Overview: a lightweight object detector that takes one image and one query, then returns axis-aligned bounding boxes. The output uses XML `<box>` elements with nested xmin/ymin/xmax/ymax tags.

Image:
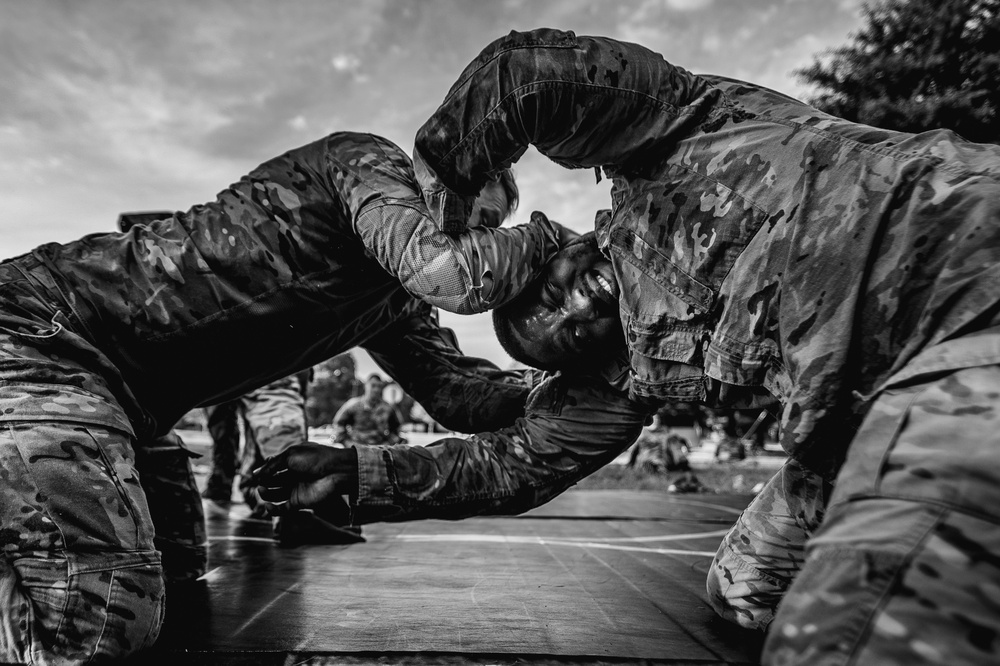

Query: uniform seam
<box><xmin>872</xmin><ymin>385</ymin><xmax>931</xmax><ymax>497</ymax></box>
<box><xmin>443</xmin><ymin>38</ymin><xmax>579</xmax><ymax>101</ymax></box>
<box><xmin>90</xmin><ymin>567</ymin><xmax>116</xmax><ymax>661</ymax></box>
<box><xmin>750</xmin><ymin>113</ymin><xmax>998</xmax><ymax>183</ymax></box>
<box><xmin>836</xmin><ymin>493</ymin><xmax>1000</xmax><ymax>527</ymax></box>
<box><xmin>842</xmin><ymin>505</ymin><xmax>947</xmax><ymax>666</ymax></box>
<box><xmin>442</xmin><ymin>79</ymin><xmax>692</xmax><ymax>165</ymax></box>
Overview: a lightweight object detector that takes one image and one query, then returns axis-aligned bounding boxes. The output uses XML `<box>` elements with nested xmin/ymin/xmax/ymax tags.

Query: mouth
<box><xmin>585</xmin><ymin>269</ymin><xmax>619</xmax><ymax>307</ymax></box>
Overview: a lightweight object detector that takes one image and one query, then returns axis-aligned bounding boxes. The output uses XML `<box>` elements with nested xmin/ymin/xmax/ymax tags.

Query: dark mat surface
<box><xmin>135</xmin><ymin>490</ymin><xmax>763</xmax><ymax>665</ymax></box>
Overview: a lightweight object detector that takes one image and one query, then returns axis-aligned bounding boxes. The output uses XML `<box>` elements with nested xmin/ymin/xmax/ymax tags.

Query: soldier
<box><xmin>0</xmin><ymin>130</ymin><xmax>569</xmax><ymax>663</ymax></box>
<box><xmin>252</xmin><ymin>29</ymin><xmax>1000</xmax><ymax>665</ymax></box>
<box><xmin>331</xmin><ymin>374</ymin><xmax>404</xmax><ymax>448</ymax></box>
<box><xmin>200</xmin><ymin>371</ymin><xmax>355</xmax><ymax>545</ymax></box>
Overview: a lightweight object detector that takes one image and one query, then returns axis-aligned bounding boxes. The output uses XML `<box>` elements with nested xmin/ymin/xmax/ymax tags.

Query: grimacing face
<box><xmin>509</xmin><ymin>236</ymin><xmax>623</xmax><ymax>368</ymax></box>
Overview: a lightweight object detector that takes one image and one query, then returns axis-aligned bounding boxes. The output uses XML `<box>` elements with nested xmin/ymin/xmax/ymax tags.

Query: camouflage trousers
<box><xmin>708</xmin><ymin>358</ymin><xmax>1000</xmax><ymax>665</ymax></box>
<box><xmin>203</xmin><ymin>376</ymin><xmax>307</xmax><ymax>506</ymax></box>
<box><xmin>0</xmin><ymin>313</ymin><xmax>206</xmax><ymax>664</ymax></box>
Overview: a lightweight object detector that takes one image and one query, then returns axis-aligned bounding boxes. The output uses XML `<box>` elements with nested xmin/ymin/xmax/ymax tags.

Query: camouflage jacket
<box><xmin>413</xmin><ymin>28</ymin><xmax>1000</xmax><ymax>473</ymax></box>
<box><xmin>5</xmin><ymin>132</ymin><xmax>555</xmax><ymax>438</ymax></box>
<box><xmin>332</xmin><ymin>396</ymin><xmax>401</xmax><ymax>446</ymax></box>
<box><xmin>353</xmin><ymin>371</ymin><xmax>649</xmax><ymax>524</ymax></box>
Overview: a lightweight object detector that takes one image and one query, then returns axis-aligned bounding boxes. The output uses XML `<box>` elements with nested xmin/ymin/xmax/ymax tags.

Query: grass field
<box><xmin>182</xmin><ymin>428</ymin><xmax>784</xmax><ymax>497</ymax></box>
<box><xmin>575</xmin><ymin>459</ymin><xmax>780</xmax><ymax>494</ymax></box>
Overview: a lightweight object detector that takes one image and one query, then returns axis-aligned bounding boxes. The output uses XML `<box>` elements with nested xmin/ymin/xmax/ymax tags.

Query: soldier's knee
<box><xmin>705</xmin><ymin>546</ymin><xmax>781</xmax><ymax>631</ymax></box>
<box><xmin>1</xmin><ymin>554</ymin><xmax>165</xmax><ymax>664</ymax></box>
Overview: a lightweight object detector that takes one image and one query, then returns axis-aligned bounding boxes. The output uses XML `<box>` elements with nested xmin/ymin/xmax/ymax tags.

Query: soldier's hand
<box><xmin>247</xmin><ymin>444</ymin><xmax>358</xmax><ymax>515</ymax></box>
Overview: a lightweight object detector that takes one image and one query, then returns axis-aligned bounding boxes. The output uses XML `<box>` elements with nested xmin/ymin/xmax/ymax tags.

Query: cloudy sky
<box><xmin>1</xmin><ymin>0</ymin><xmax>865</xmax><ymax>376</ymax></box>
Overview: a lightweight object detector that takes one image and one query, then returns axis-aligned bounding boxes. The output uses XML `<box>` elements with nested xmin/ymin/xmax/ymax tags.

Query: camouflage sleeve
<box><xmin>413</xmin><ymin>28</ymin><xmax>718</xmax><ymax>232</ymax></box>
<box><xmin>352</xmin><ymin>373</ymin><xmax>650</xmax><ymax>524</ymax></box>
<box><xmin>325</xmin><ymin>133</ymin><xmax>560</xmax><ymax>313</ymax></box>
<box><xmin>362</xmin><ymin>300</ymin><xmax>532</xmax><ymax>433</ymax></box>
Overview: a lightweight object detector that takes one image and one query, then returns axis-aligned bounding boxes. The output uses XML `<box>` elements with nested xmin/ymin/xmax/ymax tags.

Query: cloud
<box><xmin>663</xmin><ymin>0</ymin><xmax>714</xmax><ymax>10</ymax></box>
<box><xmin>0</xmin><ymin>0</ymin><xmax>871</xmax><ymax>369</ymax></box>
<box><xmin>701</xmin><ymin>33</ymin><xmax>723</xmax><ymax>54</ymax></box>
<box><xmin>332</xmin><ymin>53</ymin><xmax>361</xmax><ymax>72</ymax></box>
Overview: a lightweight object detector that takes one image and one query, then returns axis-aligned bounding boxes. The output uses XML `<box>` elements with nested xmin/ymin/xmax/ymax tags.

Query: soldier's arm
<box><xmin>353</xmin><ymin>373</ymin><xmax>648</xmax><ymax>523</ymax></box>
<box><xmin>330</xmin><ymin>400</ymin><xmax>355</xmax><ymax>444</ymax></box>
<box><xmin>251</xmin><ymin>374</ymin><xmax>650</xmax><ymax>523</ymax></box>
<box><xmin>361</xmin><ymin>300</ymin><xmax>532</xmax><ymax>434</ymax></box>
<box><xmin>322</xmin><ymin>132</ymin><xmax>561</xmax><ymax>314</ymax></box>
<box><xmin>413</xmin><ymin>28</ymin><xmax>720</xmax><ymax>231</ymax></box>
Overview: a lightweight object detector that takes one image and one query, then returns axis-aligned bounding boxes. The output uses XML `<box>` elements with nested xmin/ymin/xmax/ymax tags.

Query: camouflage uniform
<box><xmin>201</xmin><ymin>399</ymin><xmax>242</xmax><ymax>505</ymax></box>
<box><xmin>628</xmin><ymin>425</ymin><xmax>688</xmax><ymax>473</ymax></box>
<box><xmin>202</xmin><ymin>374</ymin><xmax>309</xmax><ymax>506</ymax></box>
<box><xmin>352</xmin><ymin>372</ymin><xmax>649</xmax><ymax>525</ymax></box>
<box><xmin>331</xmin><ymin>396</ymin><xmax>402</xmax><ymax>447</ymax></box>
<box><xmin>0</xmin><ymin>132</ymin><xmax>552</xmax><ymax>663</ymax></box>
<box><xmin>354</xmin><ymin>28</ymin><xmax>1000</xmax><ymax>663</ymax></box>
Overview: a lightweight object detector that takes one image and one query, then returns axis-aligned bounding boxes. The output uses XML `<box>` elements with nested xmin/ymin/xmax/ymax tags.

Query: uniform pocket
<box><xmin>609</xmin><ymin>227</ymin><xmax>713</xmax><ymax>314</ymax></box>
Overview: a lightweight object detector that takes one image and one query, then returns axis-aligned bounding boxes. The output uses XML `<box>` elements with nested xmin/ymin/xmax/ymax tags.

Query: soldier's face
<box><xmin>511</xmin><ymin>236</ymin><xmax>623</xmax><ymax>366</ymax></box>
<box><xmin>364</xmin><ymin>378</ymin><xmax>385</xmax><ymax>399</ymax></box>
<box><xmin>468</xmin><ymin>180</ymin><xmax>510</xmax><ymax>229</ymax></box>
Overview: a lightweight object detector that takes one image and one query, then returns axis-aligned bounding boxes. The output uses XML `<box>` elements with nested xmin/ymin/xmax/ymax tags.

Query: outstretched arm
<box><xmin>251</xmin><ymin>373</ymin><xmax>650</xmax><ymax>523</ymax></box>
<box><xmin>322</xmin><ymin>132</ymin><xmax>562</xmax><ymax>313</ymax></box>
<box><xmin>362</xmin><ymin>300</ymin><xmax>534</xmax><ymax>434</ymax></box>
<box><xmin>413</xmin><ymin>28</ymin><xmax>720</xmax><ymax>231</ymax></box>
<box><xmin>330</xmin><ymin>400</ymin><xmax>356</xmax><ymax>445</ymax></box>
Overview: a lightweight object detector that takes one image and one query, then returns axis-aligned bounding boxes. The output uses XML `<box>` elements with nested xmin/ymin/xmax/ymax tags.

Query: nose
<box><xmin>564</xmin><ymin>287</ymin><xmax>595</xmax><ymax>320</ymax></box>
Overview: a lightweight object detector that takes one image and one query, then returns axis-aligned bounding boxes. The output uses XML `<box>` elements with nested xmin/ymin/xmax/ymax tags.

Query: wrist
<box><xmin>333</xmin><ymin>447</ymin><xmax>360</xmax><ymax>500</ymax></box>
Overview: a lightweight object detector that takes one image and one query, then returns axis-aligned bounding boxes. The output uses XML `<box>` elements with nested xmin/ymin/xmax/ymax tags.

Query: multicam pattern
<box><xmin>341</xmin><ymin>134</ymin><xmax>561</xmax><ymax>314</ymax></box>
<box><xmin>26</xmin><ymin>131</ymin><xmax>554</xmax><ymax>436</ymax></box>
<box><xmin>332</xmin><ymin>397</ymin><xmax>402</xmax><ymax>446</ymax></box>
<box><xmin>764</xmin><ymin>362</ymin><xmax>1000</xmax><ymax>665</ymax></box>
<box><xmin>707</xmin><ymin>457</ymin><xmax>830</xmax><ymax>630</ymax></box>
<box><xmin>203</xmin><ymin>372</ymin><xmax>311</xmax><ymax>505</ymax></box>
<box><xmin>353</xmin><ymin>373</ymin><xmax>650</xmax><ymax>524</ymax></box>
<box><xmin>236</xmin><ymin>375</ymin><xmax>308</xmax><ymax>489</ymax></box>
<box><xmin>362</xmin><ymin>306</ymin><xmax>534</xmax><ymax>435</ymax></box>
<box><xmin>1</xmin><ymin>131</ymin><xmax>544</xmax><ymax>661</ymax></box>
<box><xmin>413</xmin><ymin>27</ymin><xmax>1000</xmax><ymax>476</ymax></box>
<box><xmin>409</xmin><ymin>28</ymin><xmax>1000</xmax><ymax>662</ymax></box>
<box><xmin>0</xmin><ymin>324</ymin><xmax>164</xmax><ymax>664</ymax></box>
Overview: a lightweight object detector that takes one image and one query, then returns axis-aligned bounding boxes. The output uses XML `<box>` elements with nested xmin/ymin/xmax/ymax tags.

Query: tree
<box><xmin>305</xmin><ymin>353</ymin><xmax>359</xmax><ymax>426</ymax></box>
<box><xmin>796</xmin><ymin>0</ymin><xmax>1000</xmax><ymax>142</ymax></box>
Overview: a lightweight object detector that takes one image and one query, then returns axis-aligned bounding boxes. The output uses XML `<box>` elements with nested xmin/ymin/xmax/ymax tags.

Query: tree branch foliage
<box><xmin>796</xmin><ymin>0</ymin><xmax>1000</xmax><ymax>142</ymax></box>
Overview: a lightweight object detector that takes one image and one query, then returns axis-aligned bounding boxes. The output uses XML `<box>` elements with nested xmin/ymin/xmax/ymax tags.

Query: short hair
<box><xmin>496</xmin><ymin>169</ymin><xmax>519</xmax><ymax>222</ymax></box>
<box><xmin>492</xmin><ymin>293</ymin><xmax>560</xmax><ymax>372</ymax></box>
<box><xmin>492</xmin><ymin>232</ymin><xmax>602</xmax><ymax>372</ymax></box>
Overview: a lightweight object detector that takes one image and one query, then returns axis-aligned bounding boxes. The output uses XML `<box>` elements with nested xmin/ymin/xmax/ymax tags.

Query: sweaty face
<box><xmin>511</xmin><ymin>237</ymin><xmax>623</xmax><ymax>368</ymax></box>
<box><xmin>467</xmin><ymin>180</ymin><xmax>510</xmax><ymax>229</ymax></box>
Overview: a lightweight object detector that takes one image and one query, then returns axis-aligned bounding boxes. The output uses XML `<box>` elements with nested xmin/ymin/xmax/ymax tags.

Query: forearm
<box><xmin>330</xmin><ymin>406</ymin><xmax>353</xmax><ymax>443</ymax></box>
<box><xmin>356</xmin><ymin>203</ymin><xmax>560</xmax><ymax>313</ymax></box>
<box><xmin>364</xmin><ymin>303</ymin><xmax>531</xmax><ymax>432</ymax></box>
<box><xmin>414</xmin><ymin>28</ymin><xmax>718</xmax><ymax>231</ymax></box>
<box><xmin>351</xmin><ymin>374</ymin><xmax>650</xmax><ymax>523</ymax></box>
